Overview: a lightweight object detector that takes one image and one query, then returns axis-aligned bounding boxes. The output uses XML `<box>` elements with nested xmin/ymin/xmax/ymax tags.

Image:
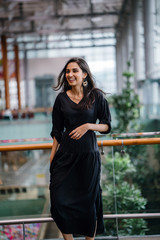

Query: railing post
<box><xmin>112</xmin><ymin>146</ymin><xmax>119</xmax><ymax>239</ymax></box>
<box><xmin>23</xmin><ymin>222</ymin><xmax>25</xmax><ymax>240</ymax></box>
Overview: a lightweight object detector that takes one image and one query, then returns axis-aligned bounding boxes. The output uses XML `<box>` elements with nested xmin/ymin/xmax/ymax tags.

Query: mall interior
<box><xmin>0</xmin><ymin>0</ymin><xmax>160</xmax><ymax>239</ymax></box>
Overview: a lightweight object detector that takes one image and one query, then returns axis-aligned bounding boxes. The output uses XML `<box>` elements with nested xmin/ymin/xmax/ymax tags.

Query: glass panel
<box><xmin>101</xmin><ymin>142</ymin><xmax>160</xmax><ymax>237</ymax></box>
<box><xmin>0</xmin><ymin>140</ymin><xmax>160</xmax><ymax>238</ymax></box>
<box><xmin>0</xmin><ymin>149</ymin><xmax>50</xmax><ymax>221</ymax></box>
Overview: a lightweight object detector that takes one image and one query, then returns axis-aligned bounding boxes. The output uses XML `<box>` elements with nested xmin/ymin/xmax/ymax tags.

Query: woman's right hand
<box><xmin>50</xmin><ymin>154</ymin><xmax>54</xmax><ymax>164</ymax></box>
<box><xmin>50</xmin><ymin>137</ymin><xmax>59</xmax><ymax>164</ymax></box>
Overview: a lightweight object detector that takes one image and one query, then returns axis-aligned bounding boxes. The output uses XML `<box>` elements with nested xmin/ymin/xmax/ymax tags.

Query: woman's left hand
<box><xmin>69</xmin><ymin>123</ymin><xmax>90</xmax><ymax>140</ymax></box>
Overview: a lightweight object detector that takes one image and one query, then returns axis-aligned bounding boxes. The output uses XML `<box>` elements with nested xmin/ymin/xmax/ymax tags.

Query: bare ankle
<box><xmin>62</xmin><ymin>233</ymin><xmax>74</xmax><ymax>240</ymax></box>
<box><xmin>85</xmin><ymin>236</ymin><xmax>94</xmax><ymax>240</ymax></box>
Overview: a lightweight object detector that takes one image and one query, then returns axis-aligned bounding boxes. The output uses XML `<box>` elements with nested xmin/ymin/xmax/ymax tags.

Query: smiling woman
<box><xmin>49</xmin><ymin>57</ymin><xmax>111</xmax><ymax>240</ymax></box>
<box><xmin>66</xmin><ymin>62</ymin><xmax>87</xmax><ymax>89</ymax></box>
<box><xmin>65</xmin><ymin>62</ymin><xmax>87</xmax><ymax>104</ymax></box>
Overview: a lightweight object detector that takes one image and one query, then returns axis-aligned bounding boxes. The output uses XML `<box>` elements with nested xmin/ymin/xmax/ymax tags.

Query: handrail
<box><xmin>0</xmin><ymin>138</ymin><xmax>160</xmax><ymax>152</ymax></box>
<box><xmin>1</xmin><ymin>213</ymin><xmax>160</xmax><ymax>225</ymax></box>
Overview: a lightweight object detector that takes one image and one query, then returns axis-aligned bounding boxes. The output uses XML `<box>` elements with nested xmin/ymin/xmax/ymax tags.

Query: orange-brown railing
<box><xmin>0</xmin><ymin>138</ymin><xmax>160</xmax><ymax>152</ymax></box>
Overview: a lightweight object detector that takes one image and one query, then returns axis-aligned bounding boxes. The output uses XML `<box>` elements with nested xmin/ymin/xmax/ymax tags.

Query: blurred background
<box><xmin>0</xmin><ymin>0</ymin><xmax>160</xmax><ymax>239</ymax></box>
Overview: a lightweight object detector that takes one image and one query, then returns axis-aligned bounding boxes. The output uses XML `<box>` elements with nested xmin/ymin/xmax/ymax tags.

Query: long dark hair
<box><xmin>53</xmin><ymin>57</ymin><xmax>103</xmax><ymax>109</ymax></box>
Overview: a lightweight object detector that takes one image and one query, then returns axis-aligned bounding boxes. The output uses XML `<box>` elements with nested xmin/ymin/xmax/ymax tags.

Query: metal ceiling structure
<box><xmin>0</xmin><ymin>0</ymin><xmax>130</xmax><ymax>51</ymax></box>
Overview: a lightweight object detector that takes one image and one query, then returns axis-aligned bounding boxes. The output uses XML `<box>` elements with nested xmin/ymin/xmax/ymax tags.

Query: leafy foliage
<box><xmin>103</xmin><ymin>60</ymin><xmax>160</xmax><ymax>235</ymax></box>
<box><xmin>111</xmin><ymin>61</ymin><xmax>140</xmax><ymax>133</ymax></box>
<box><xmin>102</xmin><ymin>152</ymin><xmax>148</xmax><ymax>236</ymax></box>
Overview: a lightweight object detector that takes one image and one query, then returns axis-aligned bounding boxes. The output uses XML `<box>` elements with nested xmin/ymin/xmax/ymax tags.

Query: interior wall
<box><xmin>25</xmin><ymin>57</ymin><xmax>70</xmax><ymax>108</ymax></box>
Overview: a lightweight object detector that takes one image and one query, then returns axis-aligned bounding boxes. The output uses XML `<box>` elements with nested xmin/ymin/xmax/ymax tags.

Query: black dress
<box><xmin>50</xmin><ymin>91</ymin><xmax>111</xmax><ymax>237</ymax></box>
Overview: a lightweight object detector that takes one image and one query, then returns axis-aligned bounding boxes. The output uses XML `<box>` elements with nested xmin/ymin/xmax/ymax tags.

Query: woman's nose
<box><xmin>68</xmin><ymin>71</ymin><xmax>73</xmax><ymax>76</ymax></box>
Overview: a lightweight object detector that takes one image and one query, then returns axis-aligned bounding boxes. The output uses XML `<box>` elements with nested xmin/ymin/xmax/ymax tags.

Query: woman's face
<box><xmin>65</xmin><ymin>62</ymin><xmax>87</xmax><ymax>88</ymax></box>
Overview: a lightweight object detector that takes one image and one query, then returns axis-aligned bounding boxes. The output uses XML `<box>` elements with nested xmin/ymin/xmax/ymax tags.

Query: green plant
<box><xmin>105</xmin><ymin>59</ymin><xmax>160</xmax><ymax>235</ymax></box>
<box><xmin>102</xmin><ymin>152</ymin><xmax>148</xmax><ymax>236</ymax></box>
<box><xmin>111</xmin><ymin>61</ymin><xmax>140</xmax><ymax>133</ymax></box>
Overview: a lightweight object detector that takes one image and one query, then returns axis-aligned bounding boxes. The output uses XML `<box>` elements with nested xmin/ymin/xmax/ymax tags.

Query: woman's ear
<box><xmin>83</xmin><ymin>72</ymin><xmax>87</xmax><ymax>79</ymax></box>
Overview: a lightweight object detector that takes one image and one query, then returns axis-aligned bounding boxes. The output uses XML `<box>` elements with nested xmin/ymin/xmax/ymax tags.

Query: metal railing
<box><xmin>1</xmin><ymin>213</ymin><xmax>160</xmax><ymax>225</ymax></box>
<box><xmin>0</xmin><ymin>137</ymin><xmax>160</xmax><ymax>151</ymax></box>
<box><xmin>0</xmin><ymin>213</ymin><xmax>160</xmax><ymax>240</ymax></box>
<box><xmin>0</xmin><ymin>137</ymin><xmax>160</xmax><ymax>239</ymax></box>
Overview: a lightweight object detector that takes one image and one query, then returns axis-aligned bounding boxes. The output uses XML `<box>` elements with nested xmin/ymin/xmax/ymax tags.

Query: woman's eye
<box><xmin>66</xmin><ymin>68</ymin><xmax>79</xmax><ymax>74</ymax></box>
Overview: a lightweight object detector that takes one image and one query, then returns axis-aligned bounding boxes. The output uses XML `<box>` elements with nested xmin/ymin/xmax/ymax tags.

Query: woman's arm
<box><xmin>50</xmin><ymin>137</ymin><xmax>59</xmax><ymax>164</ymax></box>
<box><xmin>69</xmin><ymin>123</ymin><xmax>109</xmax><ymax>140</ymax></box>
<box><xmin>87</xmin><ymin>123</ymin><xmax>109</xmax><ymax>132</ymax></box>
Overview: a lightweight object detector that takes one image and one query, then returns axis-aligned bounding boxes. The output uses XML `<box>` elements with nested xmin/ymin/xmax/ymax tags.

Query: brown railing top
<box><xmin>0</xmin><ymin>138</ymin><xmax>160</xmax><ymax>152</ymax></box>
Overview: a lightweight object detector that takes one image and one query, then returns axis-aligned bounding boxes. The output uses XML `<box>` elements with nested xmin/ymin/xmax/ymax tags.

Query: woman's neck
<box><xmin>69</xmin><ymin>87</ymin><xmax>83</xmax><ymax>97</ymax></box>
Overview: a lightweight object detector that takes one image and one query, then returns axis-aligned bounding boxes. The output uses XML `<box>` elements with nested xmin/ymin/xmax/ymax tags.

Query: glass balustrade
<box><xmin>0</xmin><ymin>137</ymin><xmax>160</xmax><ymax>239</ymax></box>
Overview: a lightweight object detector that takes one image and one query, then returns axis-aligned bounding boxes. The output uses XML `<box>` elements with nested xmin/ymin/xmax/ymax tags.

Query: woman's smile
<box><xmin>68</xmin><ymin>78</ymin><xmax>76</xmax><ymax>82</ymax></box>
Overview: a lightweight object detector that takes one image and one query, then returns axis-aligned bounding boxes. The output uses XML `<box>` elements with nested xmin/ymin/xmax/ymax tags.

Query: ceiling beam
<box><xmin>39</xmin><ymin>26</ymin><xmax>114</xmax><ymax>33</ymax></box>
<box><xmin>7</xmin><ymin>36</ymin><xmax>115</xmax><ymax>45</ymax></box>
<box><xmin>115</xmin><ymin>0</ymin><xmax>130</xmax><ymax>36</ymax></box>
<box><xmin>0</xmin><ymin>11</ymin><xmax>119</xmax><ymax>22</ymax></box>
<box><xmin>8</xmin><ymin>44</ymin><xmax>115</xmax><ymax>52</ymax></box>
<box><xmin>1</xmin><ymin>25</ymin><xmax>115</xmax><ymax>36</ymax></box>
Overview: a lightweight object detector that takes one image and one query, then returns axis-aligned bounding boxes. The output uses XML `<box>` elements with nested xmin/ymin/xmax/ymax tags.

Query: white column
<box><xmin>143</xmin><ymin>0</ymin><xmax>155</xmax><ymax>79</ymax></box>
<box><xmin>116</xmin><ymin>14</ymin><xmax>134</xmax><ymax>93</ymax></box>
<box><xmin>126</xmin><ymin>14</ymin><xmax>135</xmax><ymax>88</ymax></box>
<box><xmin>116</xmin><ymin>37</ymin><xmax>123</xmax><ymax>93</ymax></box>
<box><xmin>121</xmin><ymin>28</ymin><xmax>128</xmax><ymax>74</ymax></box>
<box><xmin>143</xmin><ymin>0</ymin><xmax>156</xmax><ymax>118</ymax></box>
<box><xmin>132</xmin><ymin>0</ymin><xmax>142</xmax><ymax>88</ymax></box>
<box><xmin>24</xmin><ymin>50</ymin><xmax>30</xmax><ymax>107</ymax></box>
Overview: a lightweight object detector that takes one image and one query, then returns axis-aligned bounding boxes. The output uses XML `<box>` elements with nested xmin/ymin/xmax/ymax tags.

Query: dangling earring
<box><xmin>83</xmin><ymin>79</ymin><xmax>88</xmax><ymax>87</ymax></box>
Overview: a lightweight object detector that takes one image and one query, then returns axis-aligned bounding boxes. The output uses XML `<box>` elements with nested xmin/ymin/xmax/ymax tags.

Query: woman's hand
<box><xmin>50</xmin><ymin>137</ymin><xmax>59</xmax><ymax>164</ymax></box>
<box><xmin>69</xmin><ymin>123</ymin><xmax>89</xmax><ymax>140</ymax></box>
<box><xmin>50</xmin><ymin>154</ymin><xmax>54</xmax><ymax>164</ymax></box>
<box><xmin>69</xmin><ymin>123</ymin><xmax>109</xmax><ymax>140</ymax></box>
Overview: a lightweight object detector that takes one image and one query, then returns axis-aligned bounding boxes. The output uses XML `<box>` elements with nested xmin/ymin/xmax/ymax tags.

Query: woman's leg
<box><xmin>85</xmin><ymin>221</ymin><xmax>97</xmax><ymax>240</ymax></box>
<box><xmin>62</xmin><ymin>233</ymin><xmax>74</xmax><ymax>240</ymax></box>
<box><xmin>85</xmin><ymin>236</ymin><xmax>94</xmax><ymax>240</ymax></box>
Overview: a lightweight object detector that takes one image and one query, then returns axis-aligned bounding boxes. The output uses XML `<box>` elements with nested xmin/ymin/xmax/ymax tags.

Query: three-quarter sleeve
<box><xmin>97</xmin><ymin>92</ymin><xmax>111</xmax><ymax>134</ymax></box>
<box><xmin>50</xmin><ymin>95</ymin><xmax>64</xmax><ymax>143</ymax></box>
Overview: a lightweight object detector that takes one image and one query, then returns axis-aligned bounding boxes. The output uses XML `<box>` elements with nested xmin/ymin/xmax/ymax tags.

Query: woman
<box><xmin>50</xmin><ymin>57</ymin><xmax>111</xmax><ymax>240</ymax></box>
